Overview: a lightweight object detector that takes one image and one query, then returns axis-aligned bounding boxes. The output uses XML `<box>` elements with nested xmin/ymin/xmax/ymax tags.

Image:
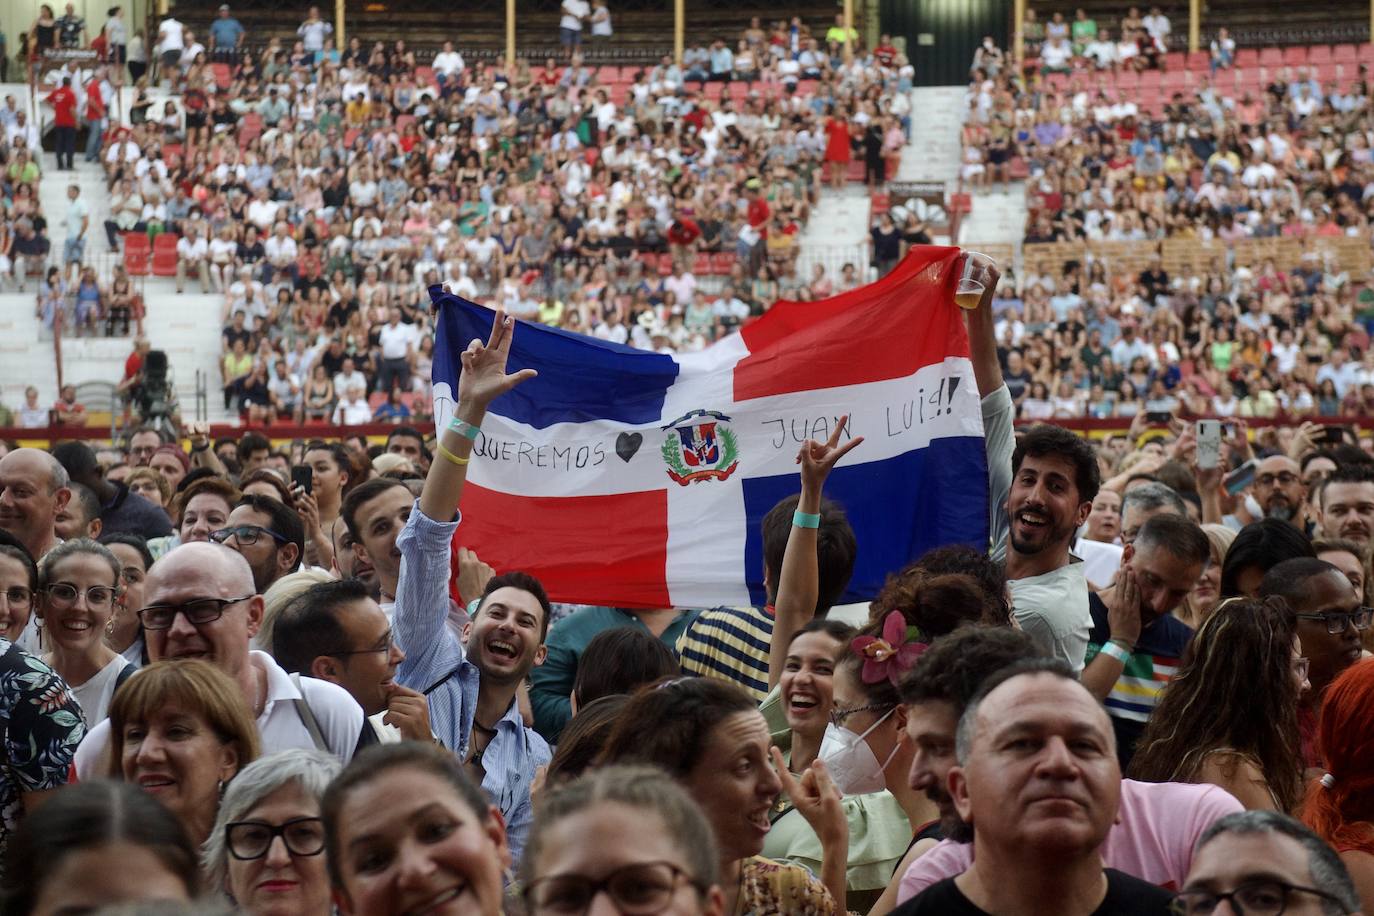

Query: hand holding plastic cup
<box><xmin>955</xmin><ymin>250</ymin><xmax>995</xmax><ymax>310</ymax></box>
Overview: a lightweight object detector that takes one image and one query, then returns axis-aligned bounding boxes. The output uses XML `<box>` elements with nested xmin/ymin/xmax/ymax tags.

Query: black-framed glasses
<box><xmin>0</xmin><ymin>586</ymin><xmax>33</xmax><ymax>608</ymax></box>
<box><xmin>523</xmin><ymin>861</ymin><xmax>704</xmax><ymax>915</ymax></box>
<box><xmin>1255</xmin><ymin>472</ymin><xmax>1300</xmax><ymax>488</ymax></box>
<box><xmin>1294</xmin><ymin>607</ymin><xmax>1373</xmax><ymax>635</ymax></box>
<box><xmin>137</xmin><ymin>595</ymin><xmax>254</xmax><ymax>630</ymax></box>
<box><xmin>324</xmin><ymin>629</ymin><xmax>394</xmax><ymax>658</ymax></box>
<box><xmin>828</xmin><ymin>702</ymin><xmax>892</xmax><ymax>728</ymax></box>
<box><xmin>44</xmin><ymin>583</ymin><xmax>118</xmax><ymax>610</ymax></box>
<box><xmin>1171</xmin><ymin>879</ymin><xmax>1352</xmax><ymax>915</ymax></box>
<box><xmin>226</xmin><ymin>817</ymin><xmax>326</xmax><ymax>860</ymax></box>
<box><xmin>210</xmin><ymin>525</ymin><xmax>290</xmax><ymax>548</ymax></box>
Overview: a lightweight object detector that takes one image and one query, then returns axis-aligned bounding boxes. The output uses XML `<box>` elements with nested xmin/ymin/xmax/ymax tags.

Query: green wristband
<box><xmin>448</xmin><ymin>418</ymin><xmax>481</xmax><ymax>441</ymax></box>
<box><xmin>792</xmin><ymin>510</ymin><xmax>821</xmax><ymax>529</ymax></box>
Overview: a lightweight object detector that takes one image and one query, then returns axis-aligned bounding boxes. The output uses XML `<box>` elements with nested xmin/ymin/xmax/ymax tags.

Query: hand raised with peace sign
<box><xmin>796</xmin><ymin>414</ymin><xmax>864</xmax><ymax>493</ymax></box>
<box><xmin>456</xmin><ymin>307</ymin><xmax>538</xmax><ymax>411</ymax></box>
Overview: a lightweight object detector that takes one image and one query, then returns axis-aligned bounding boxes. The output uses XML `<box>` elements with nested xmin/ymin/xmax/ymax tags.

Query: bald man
<box><xmin>74</xmin><ymin>542</ymin><xmax>367</xmax><ymax>777</ymax></box>
<box><xmin>0</xmin><ymin>448</ymin><xmax>71</xmax><ymax>559</ymax></box>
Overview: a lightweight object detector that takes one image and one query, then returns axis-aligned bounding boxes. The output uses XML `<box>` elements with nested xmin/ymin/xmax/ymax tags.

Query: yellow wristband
<box><xmin>437</xmin><ymin>443</ymin><xmax>470</xmax><ymax>467</ymax></box>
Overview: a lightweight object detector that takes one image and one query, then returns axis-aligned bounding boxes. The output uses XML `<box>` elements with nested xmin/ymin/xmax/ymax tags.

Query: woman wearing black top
<box><xmin>31</xmin><ymin>5</ymin><xmax>58</xmax><ymax>56</ymax></box>
<box><xmin>871</xmin><ymin>212</ymin><xmax>903</xmax><ymax>278</ymax></box>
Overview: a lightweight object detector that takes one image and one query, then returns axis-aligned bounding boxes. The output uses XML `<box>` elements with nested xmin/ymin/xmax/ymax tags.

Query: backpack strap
<box><xmin>289</xmin><ymin>673</ymin><xmax>329</xmax><ymax>752</ymax></box>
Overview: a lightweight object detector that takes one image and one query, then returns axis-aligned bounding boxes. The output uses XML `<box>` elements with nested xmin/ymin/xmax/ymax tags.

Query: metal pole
<box><xmin>507</xmin><ymin>0</ymin><xmax>516</xmax><ymax>70</ymax></box>
<box><xmin>673</xmin><ymin>0</ymin><xmax>684</xmax><ymax>67</ymax></box>
<box><xmin>1013</xmin><ymin>0</ymin><xmax>1025</xmax><ymax>65</ymax></box>
<box><xmin>335</xmin><ymin>0</ymin><xmax>345</xmax><ymax>52</ymax></box>
<box><xmin>843</xmin><ymin>0</ymin><xmax>854</xmax><ymax>63</ymax></box>
<box><xmin>1189</xmin><ymin>0</ymin><xmax>1200</xmax><ymax>54</ymax></box>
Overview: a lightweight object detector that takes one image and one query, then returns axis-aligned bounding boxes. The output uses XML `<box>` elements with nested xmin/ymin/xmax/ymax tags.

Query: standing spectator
<box><xmin>376</xmin><ymin>307</ymin><xmax>417</xmax><ymax>395</ymax></box>
<box><xmin>296</xmin><ymin>6</ymin><xmax>332</xmax><ymax>61</ymax></box>
<box><xmin>589</xmin><ymin>0</ymin><xmax>612</xmax><ymax>42</ymax></box>
<box><xmin>824</xmin><ymin>103</ymin><xmax>852</xmax><ymax>189</ymax></box>
<box><xmin>175</xmin><ymin>224</ymin><xmax>210</xmax><ymax>294</ymax></box>
<box><xmin>31</xmin><ymin>6</ymin><xmax>58</xmax><ymax>57</ymax></box>
<box><xmin>208</xmin><ymin>4</ymin><xmax>243</xmax><ymax>64</ymax></box>
<box><xmin>61</xmin><ymin>184</ymin><xmax>88</xmax><ymax>278</ymax></box>
<box><xmin>871</xmin><ymin>212</ymin><xmax>902</xmax><ymax>277</ymax></box>
<box><xmin>44</xmin><ymin>77</ymin><xmax>78</xmax><ymax>171</ymax></box>
<box><xmin>56</xmin><ymin>3</ymin><xmax>86</xmax><ymax>49</ymax></box>
<box><xmin>82</xmin><ymin>68</ymin><xmax>107</xmax><ymax>163</ymax></box>
<box><xmin>126</xmin><ymin>27</ymin><xmax>146</xmax><ymax>82</ymax></box>
<box><xmin>1142</xmin><ymin>6</ymin><xmax>1171</xmax><ymax>50</ymax></box>
<box><xmin>155</xmin><ymin>13</ymin><xmax>184</xmax><ymax>89</ymax></box>
<box><xmin>104</xmin><ymin>7</ymin><xmax>127</xmax><ymax>73</ymax></box>
<box><xmin>559</xmin><ymin>0</ymin><xmax>589</xmax><ymax>53</ymax></box>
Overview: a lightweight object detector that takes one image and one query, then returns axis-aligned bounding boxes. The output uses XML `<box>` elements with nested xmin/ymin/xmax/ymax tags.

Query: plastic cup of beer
<box><xmin>956</xmin><ymin>251</ymin><xmax>994</xmax><ymax>310</ymax></box>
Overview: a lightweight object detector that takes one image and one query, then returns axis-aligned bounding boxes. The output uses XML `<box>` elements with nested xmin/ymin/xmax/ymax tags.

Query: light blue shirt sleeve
<box><xmin>394</xmin><ymin>502</ymin><xmax>464</xmax><ymax>693</ymax></box>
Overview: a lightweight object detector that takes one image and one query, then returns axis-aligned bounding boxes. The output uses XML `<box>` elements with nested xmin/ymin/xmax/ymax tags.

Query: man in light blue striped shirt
<box><xmin>393</xmin><ymin>305</ymin><xmax>550</xmax><ymax>866</ymax></box>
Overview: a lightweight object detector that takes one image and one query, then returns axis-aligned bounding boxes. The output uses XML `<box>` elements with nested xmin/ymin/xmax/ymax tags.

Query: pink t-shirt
<box><xmin>898</xmin><ymin>780</ymin><xmax>1244</xmax><ymax>902</ymax></box>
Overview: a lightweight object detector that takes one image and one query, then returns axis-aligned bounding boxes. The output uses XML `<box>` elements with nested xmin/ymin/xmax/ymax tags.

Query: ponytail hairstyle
<box><xmin>1302</xmin><ymin>659</ymin><xmax>1374</xmax><ymax>854</ymax></box>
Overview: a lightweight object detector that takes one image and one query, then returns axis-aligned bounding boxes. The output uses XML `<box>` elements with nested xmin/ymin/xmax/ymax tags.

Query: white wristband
<box><xmin>1099</xmin><ymin>640</ymin><xmax>1132</xmax><ymax>664</ymax></box>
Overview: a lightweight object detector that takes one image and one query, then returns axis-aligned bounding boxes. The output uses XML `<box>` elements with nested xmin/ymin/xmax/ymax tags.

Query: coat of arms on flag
<box><xmin>662</xmin><ymin>410</ymin><xmax>741</xmax><ymax>485</ymax></box>
<box><xmin>431</xmin><ymin>245</ymin><xmax>989</xmax><ymax>610</ymax></box>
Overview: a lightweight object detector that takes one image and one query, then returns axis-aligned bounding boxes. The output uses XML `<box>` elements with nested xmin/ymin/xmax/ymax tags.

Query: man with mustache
<box><xmin>1254</xmin><ymin>455</ymin><xmax>1310</xmax><ymax>531</ymax></box>
<box><xmin>894</xmin><ymin>660</ymin><xmax>1176</xmax><ymax>915</ymax></box>
<box><xmin>1317</xmin><ymin>465</ymin><xmax>1374</xmax><ymax>550</ymax></box>
<box><xmin>892</xmin><ymin>635</ymin><xmax>1242</xmax><ymax>908</ymax></box>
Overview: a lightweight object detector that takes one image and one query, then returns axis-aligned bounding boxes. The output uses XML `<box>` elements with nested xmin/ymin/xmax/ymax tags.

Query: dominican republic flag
<box><xmin>431</xmin><ymin>245</ymin><xmax>988</xmax><ymax>610</ymax></box>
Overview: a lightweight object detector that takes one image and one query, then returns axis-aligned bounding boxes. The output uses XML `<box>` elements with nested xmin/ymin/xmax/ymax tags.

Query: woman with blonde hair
<box><xmin>107</xmin><ymin>659</ymin><xmax>261</xmax><ymax>849</ymax></box>
<box><xmin>1176</xmin><ymin>523</ymin><xmax>1237</xmax><ymax>628</ymax></box>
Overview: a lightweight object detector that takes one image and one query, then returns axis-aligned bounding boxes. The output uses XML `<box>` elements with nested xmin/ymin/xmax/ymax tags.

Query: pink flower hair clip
<box><xmin>851</xmin><ymin>611</ymin><xmax>929</xmax><ymax>687</ymax></box>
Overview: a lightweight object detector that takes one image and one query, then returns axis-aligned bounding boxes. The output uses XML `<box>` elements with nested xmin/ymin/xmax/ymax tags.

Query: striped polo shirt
<box><xmin>676</xmin><ymin>605</ymin><xmax>776</xmax><ymax>702</ymax></box>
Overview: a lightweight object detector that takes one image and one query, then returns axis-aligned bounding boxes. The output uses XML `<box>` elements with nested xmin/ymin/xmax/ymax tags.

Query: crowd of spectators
<box><xmin>0</xmin><ymin>271</ymin><xmax>1371</xmax><ymax>913</ymax></box>
<box><xmin>3</xmin><ymin>5</ymin><xmax>916</xmax><ymax>426</ymax></box>
<box><xmin>957</xmin><ymin>10</ymin><xmax>1374</xmax><ymax>422</ymax></box>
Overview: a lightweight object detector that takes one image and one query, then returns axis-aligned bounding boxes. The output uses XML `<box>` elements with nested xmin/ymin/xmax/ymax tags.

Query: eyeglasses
<box><xmin>44</xmin><ymin>583</ymin><xmax>117</xmax><ymax>610</ymax></box>
<box><xmin>324</xmin><ymin>629</ymin><xmax>394</xmax><ymax>658</ymax></box>
<box><xmin>137</xmin><ymin>595</ymin><xmax>254</xmax><ymax>630</ymax></box>
<box><xmin>523</xmin><ymin>862</ymin><xmax>704</xmax><ymax>915</ymax></box>
<box><xmin>1294</xmin><ymin>607</ymin><xmax>1373</xmax><ymax>635</ymax></box>
<box><xmin>1171</xmin><ymin>879</ymin><xmax>1352</xmax><ymax>915</ymax></box>
<box><xmin>829</xmin><ymin>702</ymin><xmax>891</xmax><ymax>728</ymax></box>
<box><xmin>226</xmin><ymin>817</ymin><xmax>326</xmax><ymax>860</ymax></box>
<box><xmin>1255</xmin><ymin>472</ymin><xmax>1300</xmax><ymax>488</ymax></box>
<box><xmin>210</xmin><ymin>525</ymin><xmax>290</xmax><ymax>548</ymax></box>
<box><xmin>0</xmin><ymin>586</ymin><xmax>32</xmax><ymax>608</ymax></box>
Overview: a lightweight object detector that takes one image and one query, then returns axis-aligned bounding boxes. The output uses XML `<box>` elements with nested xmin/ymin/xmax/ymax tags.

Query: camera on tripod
<box><xmin>136</xmin><ymin>349</ymin><xmax>171</xmax><ymax>420</ymax></box>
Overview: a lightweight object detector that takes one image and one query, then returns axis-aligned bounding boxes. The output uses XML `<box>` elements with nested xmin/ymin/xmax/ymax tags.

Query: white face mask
<box><xmin>818</xmin><ymin>708</ymin><xmax>901</xmax><ymax>796</ymax></box>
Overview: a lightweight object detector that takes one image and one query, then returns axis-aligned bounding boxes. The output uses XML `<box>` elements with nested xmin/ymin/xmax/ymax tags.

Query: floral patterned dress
<box><xmin>0</xmin><ymin>640</ymin><xmax>85</xmax><ymax>872</ymax></box>
<box><xmin>738</xmin><ymin>855</ymin><xmax>836</xmax><ymax>914</ymax></box>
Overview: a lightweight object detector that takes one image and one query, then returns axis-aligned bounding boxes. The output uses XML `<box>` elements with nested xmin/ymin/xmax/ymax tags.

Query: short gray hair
<box><xmin>202</xmin><ymin>749</ymin><xmax>341</xmax><ymax>890</ymax></box>
<box><xmin>1122</xmin><ymin>481</ymin><xmax>1186</xmax><ymax>521</ymax></box>
<box><xmin>1194</xmin><ymin>811</ymin><xmax>1358</xmax><ymax>916</ymax></box>
<box><xmin>953</xmin><ymin>657</ymin><xmax>1086</xmax><ymax>766</ymax></box>
<box><xmin>1198</xmin><ymin>813</ymin><xmax>1357</xmax><ymax>911</ymax></box>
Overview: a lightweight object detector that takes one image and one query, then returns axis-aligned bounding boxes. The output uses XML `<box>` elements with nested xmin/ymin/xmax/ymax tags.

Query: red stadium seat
<box><xmin>1116</xmin><ymin>69</ymin><xmax>1139</xmax><ymax>91</ymax></box>
<box><xmin>657</xmin><ymin>254</ymin><xmax>673</xmax><ymax>276</ymax></box>
<box><xmin>711</xmin><ymin>252</ymin><xmax>735</xmax><ymax>275</ymax></box>
<box><xmin>414</xmin><ymin>65</ymin><xmax>435</xmax><ymax>86</ymax></box>
<box><xmin>151</xmin><ymin>234</ymin><xmax>178</xmax><ymax>277</ymax></box>
<box><xmin>870</xmin><ymin>192</ymin><xmax>890</xmax><ymax>215</ymax></box>
<box><xmin>1163</xmin><ymin>51</ymin><xmax>1185</xmax><ymax>71</ymax></box>
<box><xmin>123</xmin><ymin>233</ymin><xmax>150</xmax><ymax>276</ymax></box>
<box><xmin>1258</xmin><ymin>47</ymin><xmax>1283</xmax><ymax>67</ymax></box>
<box><xmin>797</xmin><ymin>79</ymin><xmax>818</xmax><ymax>96</ymax></box>
<box><xmin>1185</xmin><ymin>51</ymin><xmax>1209</xmax><ymax>71</ymax></box>
<box><xmin>692</xmin><ymin>252</ymin><xmax>711</xmax><ymax>275</ymax></box>
<box><xmin>344</xmin><ymin>128</ymin><xmax>361</xmax><ymax>147</ymax></box>
<box><xmin>1332</xmin><ymin>44</ymin><xmax>1359</xmax><ymax>65</ymax></box>
<box><xmin>1009</xmin><ymin>157</ymin><xmax>1030</xmax><ymax>180</ymax></box>
<box><xmin>1308</xmin><ymin>45</ymin><xmax>1333</xmax><ymax>65</ymax></box>
<box><xmin>395</xmin><ymin>114</ymin><xmax>416</xmax><ymax>133</ymax></box>
<box><xmin>947</xmin><ymin>192</ymin><xmax>972</xmax><ymax>215</ymax></box>
<box><xmin>1282</xmin><ymin>46</ymin><xmax>1309</xmax><ymax>66</ymax></box>
<box><xmin>846</xmin><ymin>159</ymin><xmax>864</xmax><ymax>182</ymax></box>
<box><xmin>1235</xmin><ymin>48</ymin><xmax>1260</xmax><ymax>68</ymax></box>
<box><xmin>211</xmin><ymin>62</ymin><xmax>231</xmax><ymax>89</ymax></box>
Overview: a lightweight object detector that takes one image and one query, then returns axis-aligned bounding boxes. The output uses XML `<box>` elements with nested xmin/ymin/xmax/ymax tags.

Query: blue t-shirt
<box><xmin>209</xmin><ymin>17</ymin><xmax>244</xmax><ymax>49</ymax></box>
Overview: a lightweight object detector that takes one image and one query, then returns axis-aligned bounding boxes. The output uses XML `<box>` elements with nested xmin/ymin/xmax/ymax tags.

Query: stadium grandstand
<box><xmin>0</xmin><ymin>0</ymin><xmax>1371</xmax><ymax>439</ymax></box>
